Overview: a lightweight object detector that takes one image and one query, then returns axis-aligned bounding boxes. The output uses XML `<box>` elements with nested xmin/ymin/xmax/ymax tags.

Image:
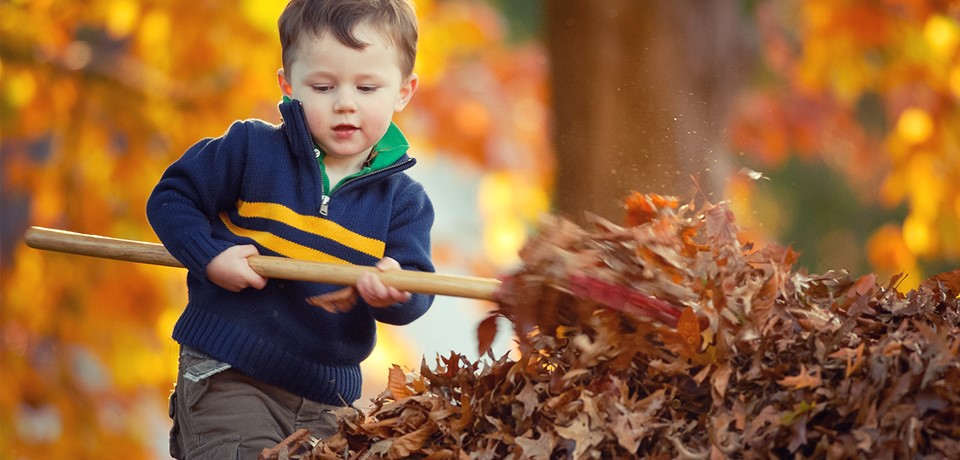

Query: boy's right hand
<box><xmin>206</xmin><ymin>245</ymin><xmax>268</xmax><ymax>292</ymax></box>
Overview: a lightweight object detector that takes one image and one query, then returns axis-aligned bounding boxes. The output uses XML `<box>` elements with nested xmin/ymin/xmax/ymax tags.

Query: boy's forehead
<box><xmin>287</xmin><ymin>30</ymin><xmax>405</xmax><ymax>77</ymax></box>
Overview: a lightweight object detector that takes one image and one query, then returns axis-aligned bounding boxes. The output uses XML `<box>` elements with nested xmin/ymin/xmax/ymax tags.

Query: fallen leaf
<box><xmin>711</xmin><ymin>362</ymin><xmax>732</xmax><ymax>399</ymax></box>
<box><xmin>476</xmin><ymin>314</ymin><xmax>499</xmax><ymax>356</ymax></box>
<box><xmin>677</xmin><ymin>306</ymin><xmax>702</xmax><ymax>356</ymax></box>
<box><xmin>388</xmin><ymin>365</ymin><xmax>412</xmax><ymax>400</ymax></box>
<box><xmin>777</xmin><ymin>364</ymin><xmax>822</xmax><ymax>390</ymax></box>
<box><xmin>828</xmin><ymin>343</ymin><xmax>865</xmax><ymax>379</ymax></box>
<box><xmin>387</xmin><ymin>420</ymin><xmax>437</xmax><ymax>458</ymax></box>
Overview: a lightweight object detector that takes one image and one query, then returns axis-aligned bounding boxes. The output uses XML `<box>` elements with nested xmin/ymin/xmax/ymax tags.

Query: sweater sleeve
<box><xmin>146</xmin><ymin>121</ymin><xmax>249</xmax><ymax>281</ymax></box>
<box><xmin>369</xmin><ymin>178</ymin><xmax>436</xmax><ymax>325</ymax></box>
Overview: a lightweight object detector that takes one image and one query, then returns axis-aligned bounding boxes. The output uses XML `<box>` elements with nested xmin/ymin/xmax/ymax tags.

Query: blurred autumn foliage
<box><xmin>1</xmin><ymin>0</ymin><xmax>549</xmax><ymax>458</ymax></box>
<box><xmin>728</xmin><ymin>0</ymin><xmax>960</xmax><ymax>287</ymax></box>
<box><xmin>2</xmin><ymin>0</ymin><xmax>291</xmax><ymax>456</ymax></box>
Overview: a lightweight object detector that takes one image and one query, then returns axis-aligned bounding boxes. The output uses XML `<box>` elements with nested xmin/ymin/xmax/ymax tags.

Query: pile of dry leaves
<box><xmin>262</xmin><ymin>193</ymin><xmax>960</xmax><ymax>459</ymax></box>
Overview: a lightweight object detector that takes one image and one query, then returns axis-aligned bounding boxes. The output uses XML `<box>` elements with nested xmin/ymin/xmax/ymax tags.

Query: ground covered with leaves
<box><xmin>262</xmin><ymin>193</ymin><xmax>960</xmax><ymax>460</ymax></box>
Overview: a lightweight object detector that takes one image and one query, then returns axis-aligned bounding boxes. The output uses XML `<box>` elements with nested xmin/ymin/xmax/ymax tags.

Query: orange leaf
<box><xmin>624</xmin><ymin>192</ymin><xmax>679</xmax><ymax>226</ymax></box>
<box><xmin>711</xmin><ymin>362</ymin><xmax>732</xmax><ymax>399</ymax></box>
<box><xmin>450</xmin><ymin>392</ymin><xmax>474</xmax><ymax>431</ymax></box>
<box><xmin>388</xmin><ymin>365</ymin><xmax>412</xmax><ymax>400</ymax></box>
<box><xmin>777</xmin><ymin>364</ymin><xmax>821</xmax><ymax>389</ymax></box>
<box><xmin>477</xmin><ymin>314</ymin><xmax>499</xmax><ymax>356</ymax></box>
<box><xmin>387</xmin><ymin>420</ymin><xmax>438</xmax><ymax>457</ymax></box>
<box><xmin>922</xmin><ymin>268</ymin><xmax>960</xmax><ymax>298</ymax></box>
<box><xmin>676</xmin><ymin>306</ymin><xmax>701</xmax><ymax>356</ymax></box>
<box><xmin>412</xmin><ymin>375</ymin><xmax>428</xmax><ymax>394</ymax></box>
<box><xmin>828</xmin><ymin>343</ymin><xmax>865</xmax><ymax>379</ymax></box>
<box><xmin>848</xmin><ymin>273</ymin><xmax>877</xmax><ymax>297</ymax></box>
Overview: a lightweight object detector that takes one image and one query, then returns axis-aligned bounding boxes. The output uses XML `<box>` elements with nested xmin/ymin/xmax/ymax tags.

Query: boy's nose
<box><xmin>333</xmin><ymin>93</ymin><xmax>357</xmax><ymax>113</ymax></box>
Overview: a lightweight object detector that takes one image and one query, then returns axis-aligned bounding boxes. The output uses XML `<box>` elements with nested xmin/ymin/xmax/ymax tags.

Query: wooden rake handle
<box><xmin>23</xmin><ymin>226</ymin><xmax>501</xmax><ymax>301</ymax></box>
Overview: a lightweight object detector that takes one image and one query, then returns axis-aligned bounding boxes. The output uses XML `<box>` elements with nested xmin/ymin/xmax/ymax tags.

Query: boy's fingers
<box><xmin>246</xmin><ymin>272</ymin><xmax>268</xmax><ymax>290</ymax></box>
<box><xmin>234</xmin><ymin>245</ymin><xmax>265</xmax><ymax>289</ymax></box>
<box><xmin>355</xmin><ymin>268</ymin><xmax>411</xmax><ymax>307</ymax></box>
<box><xmin>389</xmin><ymin>287</ymin><xmax>411</xmax><ymax>303</ymax></box>
<box><xmin>375</xmin><ymin>257</ymin><xmax>400</xmax><ymax>271</ymax></box>
<box><xmin>237</xmin><ymin>244</ymin><xmax>259</xmax><ymax>256</ymax></box>
<box><xmin>361</xmin><ymin>283</ymin><xmax>385</xmax><ymax>302</ymax></box>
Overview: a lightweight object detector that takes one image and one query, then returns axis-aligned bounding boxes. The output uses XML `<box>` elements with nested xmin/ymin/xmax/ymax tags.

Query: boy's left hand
<box><xmin>356</xmin><ymin>257</ymin><xmax>411</xmax><ymax>308</ymax></box>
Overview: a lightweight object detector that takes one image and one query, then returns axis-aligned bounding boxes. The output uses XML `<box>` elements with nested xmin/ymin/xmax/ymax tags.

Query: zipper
<box><xmin>333</xmin><ymin>158</ymin><xmax>413</xmax><ymax>192</ymax></box>
<box><xmin>294</xmin><ymin>99</ymin><xmax>326</xmax><ymax>215</ymax></box>
<box><xmin>315</xmin><ymin>146</ymin><xmax>330</xmax><ymax>215</ymax></box>
<box><xmin>319</xmin><ymin>158</ymin><xmax>414</xmax><ymax>216</ymax></box>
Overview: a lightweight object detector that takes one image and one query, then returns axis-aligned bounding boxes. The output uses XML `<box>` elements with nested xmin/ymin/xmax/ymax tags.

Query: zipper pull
<box><xmin>320</xmin><ymin>195</ymin><xmax>330</xmax><ymax>216</ymax></box>
<box><xmin>315</xmin><ymin>147</ymin><xmax>328</xmax><ymax>215</ymax></box>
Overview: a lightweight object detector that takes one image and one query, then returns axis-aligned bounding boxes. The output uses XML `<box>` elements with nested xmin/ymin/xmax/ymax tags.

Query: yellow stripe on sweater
<box><xmin>219</xmin><ymin>213</ymin><xmax>350</xmax><ymax>264</ymax></box>
<box><xmin>234</xmin><ymin>200</ymin><xmax>385</xmax><ymax>259</ymax></box>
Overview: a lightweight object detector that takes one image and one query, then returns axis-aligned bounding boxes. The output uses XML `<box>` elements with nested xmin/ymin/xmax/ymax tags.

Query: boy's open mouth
<box><xmin>333</xmin><ymin>124</ymin><xmax>359</xmax><ymax>135</ymax></box>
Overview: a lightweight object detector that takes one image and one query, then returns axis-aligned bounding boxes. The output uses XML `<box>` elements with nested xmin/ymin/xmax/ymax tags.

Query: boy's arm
<box><xmin>365</xmin><ymin>180</ymin><xmax>436</xmax><ymax>325</ymax></box>
<box><xmin>146</xmin><ymin>121</ymin><xmax>249</xmax><ymax>282</ymax></box>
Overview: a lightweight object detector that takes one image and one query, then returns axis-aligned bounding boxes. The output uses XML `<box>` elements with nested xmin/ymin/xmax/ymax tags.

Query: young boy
<box><xmin>146</xmin><ymin>0</ymin><xmax>433</xmax><ymax>457</ymax></box>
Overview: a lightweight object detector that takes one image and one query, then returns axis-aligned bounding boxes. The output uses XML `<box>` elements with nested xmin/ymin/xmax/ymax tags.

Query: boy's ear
<box><xmin>277</xmin><ymin>69</ymin><xmax>294</xmax><ymax>98</ymax></box>
<box><xmin>394</xmin><ymin>73</ymin><xmax>418</xmax><ymax>112</ymax></box>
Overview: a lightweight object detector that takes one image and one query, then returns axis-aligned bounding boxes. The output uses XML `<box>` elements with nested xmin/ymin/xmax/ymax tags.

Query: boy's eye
<box><xmin>358</xmin><ymin>86</ymin><xmax>378</xmax><ymax>93</ymax></box>
<box><xmin>312</xmin><ymin>85</ymin><xmax>333</xmax><ymax>92</ymax></box>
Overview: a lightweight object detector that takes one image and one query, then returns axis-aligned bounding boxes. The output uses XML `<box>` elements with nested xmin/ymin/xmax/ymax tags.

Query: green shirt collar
<box><xmin>365</xmin><ymin>121</ymin><xmax>409</xmax><ymax>170</ymax></box>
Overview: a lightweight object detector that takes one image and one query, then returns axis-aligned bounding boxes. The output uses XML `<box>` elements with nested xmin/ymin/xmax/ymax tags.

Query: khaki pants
<box><xmin>169</xmin><ymin>347</ymin><xmax>341</xmax><ymax>459</ymax></box>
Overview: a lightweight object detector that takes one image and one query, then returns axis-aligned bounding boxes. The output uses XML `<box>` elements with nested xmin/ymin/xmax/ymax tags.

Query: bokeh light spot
<box><xmin>896</xmin><ymin>108</ymin><xmax>933</xmax><ymax>144</ymax></box>
<box><xmin>454</xmin><ymin>99</ymin><xmax>491</xmax><ymax>138</ymax></box>
<box><xmin>902</xmin><ymin>215</ymin><xmax>933</xmax><ymax>256</ymax></box>
<box><xmin>106</xmin><ymin>0</ymin><xmax>140</xmax><ymax>38</ymax></box>
<box><xmin>483</xmin><ymin>214</ymin><xmax>524</xmax><ymax>267</ymax></box>
<box><xmin>4</xmin><ymin>70</ymin><xmax>37</xmax><ymax>108</ymax></box>
<box><xmin>923</xmin><ymin>15</ymin><xmax>959</xmax><ymax>57</ymax></box>
<box><xmin>949</xmin><ymin>65</ymin><xmax>960</xmax><ymax>98</ymax></box>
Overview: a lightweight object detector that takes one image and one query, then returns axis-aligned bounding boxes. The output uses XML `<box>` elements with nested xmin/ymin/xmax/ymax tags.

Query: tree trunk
<box><xmin>545</xmin><ymin>0</ymin><xmax>749</xmax><ymax>223</ymax></box>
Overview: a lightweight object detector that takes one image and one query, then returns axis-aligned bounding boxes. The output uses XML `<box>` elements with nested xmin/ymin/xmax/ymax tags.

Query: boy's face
<box><xmin>278</xmin><ymin>22</ymin><xmax>417</xmax><ymax>164</ymax></box>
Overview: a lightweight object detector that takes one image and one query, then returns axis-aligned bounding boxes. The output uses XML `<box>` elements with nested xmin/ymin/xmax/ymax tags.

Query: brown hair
<box><xmin>278</xmin><ymin>0</ymin><xmax>418</xmax><ymax>77</ymax></box>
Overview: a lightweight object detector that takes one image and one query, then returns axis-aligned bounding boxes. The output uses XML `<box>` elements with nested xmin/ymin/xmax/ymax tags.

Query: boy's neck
<box><xmin>323</xmin><ymin>149</ymin><xmax>372</xmax><ymax>185</ymax></box>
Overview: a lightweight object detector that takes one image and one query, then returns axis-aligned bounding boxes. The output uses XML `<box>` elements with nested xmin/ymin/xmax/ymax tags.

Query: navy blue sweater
<box><xmin>147</xmin><ymin>99</ymin><xmax>435</xmax><ymax>405</ymax></box>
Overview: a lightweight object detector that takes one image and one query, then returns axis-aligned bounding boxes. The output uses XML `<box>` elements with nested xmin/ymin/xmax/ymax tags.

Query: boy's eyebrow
<box><xmin>302</xmin><ymin>70</ymin><xmax>335</xmax><ymax>79</ymax></box>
